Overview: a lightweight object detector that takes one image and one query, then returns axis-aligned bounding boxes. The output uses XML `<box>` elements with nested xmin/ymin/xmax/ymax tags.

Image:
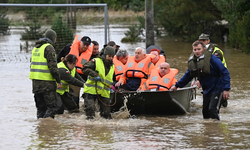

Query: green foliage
<box><xmin>129</xmin><ymin>0</ymin><xmax>144</xmax><ymax>12</ymax></box>
<box><xmin>51</xmin><ymin>15</ymin><xmax>74</xmax><ymax>54</ymax></box>
<box><xmin>0</xmin><ymin>14</ymin><xmax>10</xmax><ymax>35</ymax></box>
<box><xmin>212</xmin><ymin>0</ymin><xmax>250</xmax><ymax>53</ymax></box>
<box><xmin>154</xmin><ymin>0</ymin><xmax>223</xmax><ymax>42</ymax></box>
<box><xmin>121</xmin><ymin>25</ymin><xmax>142</xmax><ymax>42</ymax></box>
<box><xmin>21</xmin><ymin>20</ymin><xmax>44</xmax><ymax>40</ymax></box>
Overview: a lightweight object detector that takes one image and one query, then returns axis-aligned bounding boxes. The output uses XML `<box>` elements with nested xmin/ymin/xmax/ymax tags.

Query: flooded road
<box><xmin>1</xmin><ymin>25</ymin><xmax>250</xmax><ymax>149</ymax></box>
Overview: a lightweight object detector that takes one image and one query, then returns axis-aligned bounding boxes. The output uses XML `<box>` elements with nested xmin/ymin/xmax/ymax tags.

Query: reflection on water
<box><xmin>1</xmin><ymin>25</ymin><xmax>250</xmax><ymax>149</ymax></box>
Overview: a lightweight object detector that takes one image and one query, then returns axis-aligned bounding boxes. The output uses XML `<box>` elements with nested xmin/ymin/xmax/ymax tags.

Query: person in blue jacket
<box><xmin>170</xmin><ymin>40</ymin><xmax>230</xmax><ymax>120</ymax></box>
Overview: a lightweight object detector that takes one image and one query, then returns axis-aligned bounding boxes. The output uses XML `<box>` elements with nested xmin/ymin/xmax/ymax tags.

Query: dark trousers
<box><xmin>34</xmin><ymin>91</ymin><xmax>58</xmax><ymax>119</ymax></box>
<box><xmin>84</xmin><ymin>93</ymin><xmax>111</xmax><ymax>119</ymax></box>
<box><xmin>202</xmin><ymin>92</ymin><xmax>222</xmax><ymax>120</ymax></box>
<box><xmin>56</xmin><ymin>92</ymin><xmax>78</xmax><ymax>114</ymax></box>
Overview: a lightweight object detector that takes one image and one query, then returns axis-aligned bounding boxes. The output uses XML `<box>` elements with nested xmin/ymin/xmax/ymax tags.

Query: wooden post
<box><xmin>145</xmin><ymin>0</ymin><xmax>154</xmax><ymax>49</ymax></box>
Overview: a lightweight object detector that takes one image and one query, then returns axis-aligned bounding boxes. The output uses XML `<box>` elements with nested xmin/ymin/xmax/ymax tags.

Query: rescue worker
<box><xmin>198</xmin><ymin>33</ymin><xmax>228</xmax><ymax>107</ymax></box>
<box><xmin>29</xmin><ymin>29</ymin><xmax>62</xmax><ymax>119</ymax></box>
<box><xmin>138</xmin><ymin>62</ymin><xmax>178</xmax><ymax>91</ymax></box>
<box><xmin>198</xmin><ymin>33</ymin><xmax>227</xmax><ymax>67</ymax></box>
<box><xmin>57</xmin><ymin>35</ymin><xmax>93</xmax><ymax>109</ymax></box>
<box><xmin>113</xmin><ymin>49</ymin><xmax>129</xmax><ymax>84</ymax></box>
<box><xmin>56</xmin><ymin>54</ymin><xmax>85</xmax><ymax>114</ymax></box>
<box><xmin>90</xmin><ymin>40</ymin><xmax>100</xmax><ymax>60</ymax></box>
<box><xmin>82</xmin><ymin>46</ymin><xmax>116</xmax><ymax>119</ymax></box>
<box><xmin>99</xmin><ymin>41</ymin><xmax>120</xmax><ymax>56</ymax></box>
<box><xmin>148</xmin><ymin>48</ymin><xmax>166</xmax><ymax>69</ymax></box>
<box><xmin>115</xmin><ymin>47</ymin><xmax>154</xmax><ymax>91</ymax></box>
<box><xmin>170</xmin><ymin>41</ymin><xmax>231</xmax><ymax>121</ymax></box>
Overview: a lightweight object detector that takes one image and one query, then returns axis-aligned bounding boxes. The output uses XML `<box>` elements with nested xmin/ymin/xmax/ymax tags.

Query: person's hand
<box><xmin>115</xmin><ymin>81</ymin><xmax>123</xmax><ymax>87</ymax></box>
<box><xmin>191</xmin><ymin>80</ymin><xmax>201</xmax><ymax>89</ymax></box>
<box><xmin>57</xmin><ymin>82</ymin><xmax>62</xmax><ymax>89</ymax></box>
<box><xmin>137</xmin><ymin>87</ymin><xmax>142</xmax><ymax>92</ymax></box>
<box><xmin>83</xmin><ymin>83</ymin><xmax>85</xmax><ymax>88</ymax></box>
<box><xmin>170</xmin><ymin>86</ymin><xmax>177</xmax><ymax>92</ymax></box>
<box><xmin>223</xmin><ymin>91</ymin><xmax>229</xmax><ymax>100</ymax></box>
<box><xmin>94</xmin><ymin>76</ymin><xmax>101</xmax><ymax>82</ymax></box>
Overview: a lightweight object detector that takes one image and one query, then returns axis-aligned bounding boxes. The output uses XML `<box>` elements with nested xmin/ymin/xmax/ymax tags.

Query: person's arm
<box><xmin>170</xmin><ymin>69</ymin><xmax>193</xmax><ymax>91</ymax></box>
<box><xmin>211</xmin><ymin>55</ymin><xmax>231</xmax><ymax>100</ymax></box>
<box><xmin>59</xmin><ymin>67</ymin><xmax>84</xmax><ymax>87</ymax></box>
<box><xmin>81</xmin><ymin>59</ymin><xmax>99</xmax><ymax>77</ymax></box>
<box><xmin>57</xmin><ymin>43</ymin><xmax>71</xmax><ymax>63</ymax></box>
<box><xmin>44</xmin><ymin>45</ymin><xmax>61</xmax><ymax>84</ymax></box>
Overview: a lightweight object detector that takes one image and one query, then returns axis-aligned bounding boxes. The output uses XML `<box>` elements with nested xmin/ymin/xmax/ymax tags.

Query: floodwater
<box><xmin>1</xmin><ymin>25</ymin><xmax>250</xmax><ymax>149</ymax></box>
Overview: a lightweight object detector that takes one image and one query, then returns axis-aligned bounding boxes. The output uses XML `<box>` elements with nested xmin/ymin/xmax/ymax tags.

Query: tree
<box><xmin>212</xmin><ymin>0</ymin><xmax>250</xmax><ymax>53</ymax></box>
<box><xmin>52</xmin><ymin>15</ymin><xmax>74</xmax><ymax>54</ymax></box>
<box><xmin>154</xmin><ymin>0</ymin><xmax>223</xmax><ymax>42</ymax></box>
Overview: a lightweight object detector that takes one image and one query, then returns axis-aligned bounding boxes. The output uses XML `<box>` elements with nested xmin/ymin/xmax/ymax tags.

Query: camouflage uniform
<box><xmin>82</xmin><ymin>56</ymin><xmax>114</xmax><ymax>119</ymax></box>
<box><xmin>32</xmin><ymin>38</ymin><xmax>61</xmax><ymax>119</ymax></box>
<box><xmin>57</xmin><ymin>62</ymin><xmax>85</xmax><ymax>114</ymax></box>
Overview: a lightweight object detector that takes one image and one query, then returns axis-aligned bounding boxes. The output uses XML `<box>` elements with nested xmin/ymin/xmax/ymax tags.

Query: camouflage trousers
<box><xmin>34</xmin><ymin>90</ymin><xmax>59</xmax><ymax>119</ymax></box>
<box><xmin>84</xmin><ymin>93</ymin><xmax>111</xmax><ymax>119</ymax></box>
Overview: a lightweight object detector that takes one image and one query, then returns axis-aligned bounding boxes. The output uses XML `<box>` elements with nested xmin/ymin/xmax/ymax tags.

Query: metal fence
<box><xmin>0</xmin><ymin>3</ymin><xmax>109</xmax><ymax>62</ymax></box>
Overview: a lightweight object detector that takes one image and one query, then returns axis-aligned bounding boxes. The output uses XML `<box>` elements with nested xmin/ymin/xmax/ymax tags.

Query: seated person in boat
<box><xmin>138</xmin><ymin>62</ymin><xmax>178</xmax><ymax>91</ymax></box>
<box><xmin>115</xmin><ymin>47</ymin><xmax>154</xmax><ymax>91</ymax></box>
<box><xmin>56</xmin><ymin>54</ymin><xmax>85</xmax><ymax>114</ymax></box>
<box><xmin>113</xmin><ymin>49</ymin><xmax>129</xmax><ymax>86</ymax></box>
<box><xmin>148</xmin><ymin>48</ymin><xmax>166</xmax><ymax>69</ymax></box>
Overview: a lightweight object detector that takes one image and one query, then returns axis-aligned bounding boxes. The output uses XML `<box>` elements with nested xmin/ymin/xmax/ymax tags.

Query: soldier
<box><xmin>56</xmin><ymin>54</ymin><xmax>85</xmax><ymax>114</ymax></box>
<box><xmin>29</xmin><ymin>29</ymin><xmax>62</xmax><ymax>119</ymax></box>
<box><xmin>82</xmin><ymin>46</ymin><xmax>116</xmax><ymax>119</ymax></box>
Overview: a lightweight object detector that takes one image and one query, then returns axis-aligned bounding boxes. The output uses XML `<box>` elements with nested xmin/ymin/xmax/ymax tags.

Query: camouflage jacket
<box><xmin>32</xmin><ymin>38</ymin><xmax>61</xmax><ymax>94</ymax></box>
<box><xmin>81</xmin><ymin>56</ymin><xmax>114</xmax><ymax>78</ymax></box>
<box><xmin>59</xmin><ymin>61</ymin><xmax>85</xmax><ymax>87</ymax></box>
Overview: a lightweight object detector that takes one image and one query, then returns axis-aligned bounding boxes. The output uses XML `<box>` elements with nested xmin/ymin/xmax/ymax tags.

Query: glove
<box><xmin>110</xmin><ymin>89</ymin><xmax>114</xmax><ymax>92</ymax></box>
<box><xmin>111</xmin><ymin>85</ymin><xmax>116</xmax><ymax>91</ymax></box>
<box><xmin>94</xmin><ymin>76</ymin><xmax>101</xmax><ymax>82</ymax></box>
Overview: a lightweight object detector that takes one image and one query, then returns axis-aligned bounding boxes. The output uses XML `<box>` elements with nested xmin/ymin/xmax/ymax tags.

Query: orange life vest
<box><xmin>153</xmin><ymin>55</ymin><xmax>166</xmax><ymax>69</ymax></box>
<box><xmin>113</xmin><ymin>55</ymin><xmax>128</xmax><ymax>81</ymax></box>
<box><xmin>141</xmin><ymin>68</ymin><xmax>178</xmax><ymax>91</ymax></box>
<box><xmin>69</xmin><ymin>35</ymin><xmax>93</xmax><ymax>74</ymax></box>
<box><xmin>124</xmin><ymin>55</ymin><xmax>153</xmax><ymax>85</ymax></box>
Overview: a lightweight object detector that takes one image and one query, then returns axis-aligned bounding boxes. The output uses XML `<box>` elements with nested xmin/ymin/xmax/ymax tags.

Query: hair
<box><xmin>116</xmin><ymin>49</ymin><xmax>129</xmax><ymax>59</ymax></box>
<box><xmin>107</xmin><ymin>41</ymin><xmax>116</xmax><ymax>46</ymax></box>
<box><xmin>92</xmin><ymin>40</ymin><xmax>99</xmax><ymax>46</ymax></box>
<box><xmin>135</xmin><ymin>47</ymin><xmax>146</xmax><ymax>54</ymax></box>
<box><xmin>192</xmin><ymin>40</ymin><xmax>205</xmax><ymax>48</ymax></box>
<box><xmin>64</xmin><ymin>54</ymin><xmax>77</xmax><ymax>64</ymax></box>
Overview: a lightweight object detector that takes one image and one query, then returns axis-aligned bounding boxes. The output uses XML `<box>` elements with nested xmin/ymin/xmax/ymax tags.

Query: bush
<box><xmin>0</xmin><ymin>14</ymin><xmax>10</xmax><ymax>35</ymax></box>
<box><xmin>52</xmin><ymin>15</ymin><xmax>74</xmax><ymax>54</ymax></box>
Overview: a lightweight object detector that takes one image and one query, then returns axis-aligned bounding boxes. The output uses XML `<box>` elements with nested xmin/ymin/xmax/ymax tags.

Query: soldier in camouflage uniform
<box><xmin>56</xmin><ymin>54</ymin><xmax>85</xmax><ymax>114</ymax></box>
<box><xmin>82</xmin><ymin>46</ymin><xmax>115</xmax><ymax>119</ymax></box>
<box><xmin>29</xmin><ymin>29</ymin><xmax>62</xmax><ymax>119</ymax></box>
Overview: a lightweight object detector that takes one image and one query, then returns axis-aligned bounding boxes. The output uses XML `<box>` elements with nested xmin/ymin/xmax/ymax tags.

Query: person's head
<box><xmin>80</xmin><ymin>36</ymin><xmax>91</xmax><ymax>53</ymax></box>
<box><xmin>45</xmin><ymin>29</ymin><xmax>57</xmax><ymax>44</ymax></box>
<box><xmin>107</xmin><ymin>41</ymin><xmax>117</xmax><ymax>51</ymax></box>
<box><xmin>116</xmin><ymin>49</ymin><xmax>129</xmax><ymax>65</ymax></box>
<box><xmin>149</xmin><ymin>48</ymin><xmax>160</xmax><ymax>62</ymax></box>
<box><xmin>198</xmin><ymin>33</ymin><xmax>210</xmax><ymax>45</ymax></box>
<box><xmin>92</xmin><ymin>41</ymin><xmax>99</xmax><ymax>55</ymax></box>
<box><xmin>104</xmin><ymin>46</ymin><xmax>115</xmax><ymax>61</ymax></box>
<box><xmin>192</xmin><ymin>40</ymin><xmax>206</xmax><ymax>58</ymax></box>
<box><xmin>64</xmin><ymin>54</ymin><xmax>77</xmax><ymax>70</ymax></box>
<box><xmin>135</xmin><ymin>47</ymin><xmax>146</xmax><ymax>62</ymax></box>
<box><xmin>159</xmin><ymin>62</ymin><xmax>170</xmax><ymax>76</ymax></box>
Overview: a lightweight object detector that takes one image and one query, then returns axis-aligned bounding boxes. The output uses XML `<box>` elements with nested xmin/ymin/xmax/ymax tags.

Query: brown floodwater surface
<box><xmin>1</xmin><ymin>25</ymin><xmax>250</xmax><ymax>149</ymax></box>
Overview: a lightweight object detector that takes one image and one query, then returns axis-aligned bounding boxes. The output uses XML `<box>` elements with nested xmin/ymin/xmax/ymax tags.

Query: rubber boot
<box><xmin>73</xmin><ymin>96</ymin><xmax>79</xmax><ymax>109</ymax></box>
